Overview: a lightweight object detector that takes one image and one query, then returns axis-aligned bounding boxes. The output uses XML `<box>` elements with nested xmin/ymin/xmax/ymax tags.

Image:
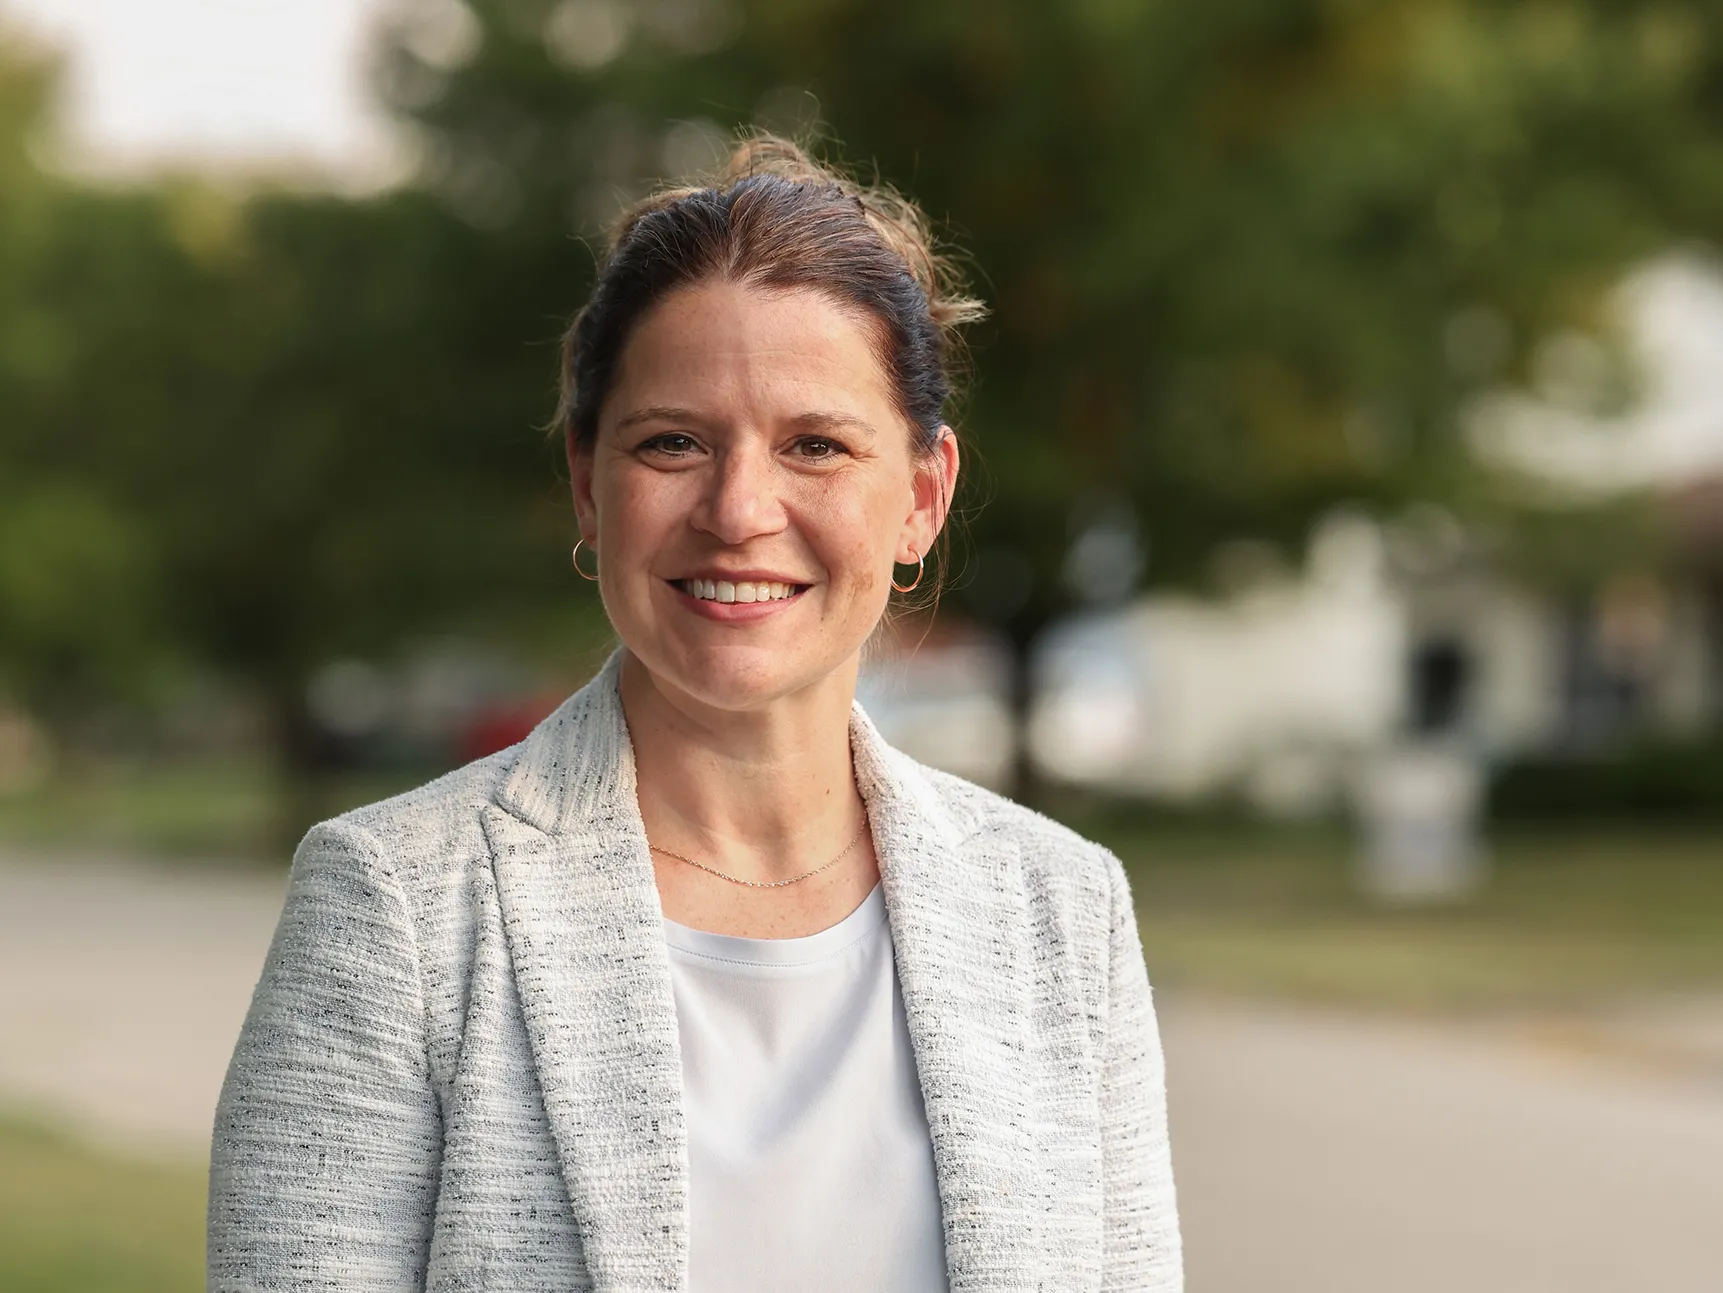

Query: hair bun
<box><xmin>617</xmin><ymin>132</ymin><xmax>988</xmax><ymax>347</ymax></box>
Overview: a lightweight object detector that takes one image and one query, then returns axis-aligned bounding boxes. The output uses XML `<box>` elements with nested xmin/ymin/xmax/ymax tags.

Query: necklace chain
<box><xmin>649</xmin><ymin>817</ymin><xmax>868</xmax><ymax>889</ymax></box>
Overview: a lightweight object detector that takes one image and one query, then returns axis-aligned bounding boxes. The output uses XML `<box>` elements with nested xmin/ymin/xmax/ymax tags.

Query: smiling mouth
<box><xmin>676</xmin><ymin>578</ymin><xmax>804</xmax><ymax>604</ymax></box>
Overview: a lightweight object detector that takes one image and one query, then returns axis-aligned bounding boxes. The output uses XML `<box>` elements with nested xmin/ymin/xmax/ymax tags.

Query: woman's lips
<box><xmin>667</xmin><ymin>578</ymin><xmax>807</xmax><ymax>620</ymax></box>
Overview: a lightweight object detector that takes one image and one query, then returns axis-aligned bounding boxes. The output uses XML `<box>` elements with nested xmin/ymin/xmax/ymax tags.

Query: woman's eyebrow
<box><xmin>614</xmin><ymin>404</ymin><xmax>710</xmax><ymax>430</ymax></box>
<box><xmin>788</xmin><ymin>410</ymin><xmax>878</xmax><ymax>437</ymax></box>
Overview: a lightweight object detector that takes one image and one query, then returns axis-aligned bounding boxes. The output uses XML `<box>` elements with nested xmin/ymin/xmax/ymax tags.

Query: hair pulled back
<box><xmin>557</xmin><ymin>134</ymin><xmax>985</xmax><ymax>457</ymax></box>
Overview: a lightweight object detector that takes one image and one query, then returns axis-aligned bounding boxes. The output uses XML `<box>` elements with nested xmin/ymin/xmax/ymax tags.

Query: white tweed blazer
<box><xmin>208</xmin><ymin>654</ymin><xmax>1182</xmax><ymax>1291</ymax></box>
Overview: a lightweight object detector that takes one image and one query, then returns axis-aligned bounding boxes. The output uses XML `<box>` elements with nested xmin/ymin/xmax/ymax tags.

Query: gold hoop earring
<box><xmin>891</xmin><ymin>550</ymin><xmax>924</xmax><ymax>594</ymax></box>
<box><xmin>572</xmin><ymin>539</ymin><xmax>599</xmax><ymax>582</ymax></box>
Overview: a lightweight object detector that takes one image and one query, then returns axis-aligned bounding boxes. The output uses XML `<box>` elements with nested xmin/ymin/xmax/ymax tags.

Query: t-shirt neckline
<box><xmin>662</xmin><ymin>883</ymin><xmax>887</xmax><ymax>967</ymax></box>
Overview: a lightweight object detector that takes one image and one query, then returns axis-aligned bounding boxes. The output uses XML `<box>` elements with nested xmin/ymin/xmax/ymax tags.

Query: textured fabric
<box><xmin>666</xmin><ymin>885</ymin><xmax>948</xmax><ymax>1292</ymax></box>
<box><xmin>208</xmin><ymin>651</ymin><xmax>1183</xmax><ymax>1292</ymax></box>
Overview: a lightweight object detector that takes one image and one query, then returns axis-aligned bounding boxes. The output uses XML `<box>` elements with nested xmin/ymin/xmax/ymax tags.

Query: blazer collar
<box><xmin>484</xmin><ymin>653</ymin><xmax>686</xmax><ymax>1290</ymax></box>
<box><xmin>853</xmin><ymin>711</ymin><xmax>1047</xmax><ymax>1288</ymax></box>
<box><xmin>495</xmin><ymin>650</ymin><xmax>636</xmax><ymax>836</ymax></box>
<box><xmin>487</xmin><ymin>651</ymin><xmax>1042</xmax><ymax>1291</ymax></box>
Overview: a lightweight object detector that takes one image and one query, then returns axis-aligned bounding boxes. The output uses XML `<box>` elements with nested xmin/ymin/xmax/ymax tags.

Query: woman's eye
<box><xmin>792</xmin><ymin>436</ymin><xmax>846</xmax><ymax>461</ymax></box>
<box><xmin>641</xmin><ymin>433</ymin><xmax>700</xmax><ymax>456</ymax></box>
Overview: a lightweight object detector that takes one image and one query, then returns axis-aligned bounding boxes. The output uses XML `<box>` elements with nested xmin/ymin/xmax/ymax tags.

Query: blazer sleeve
<box><xmin>1099</xmin><ymin>849</ymin><xmax>1184</xmax><ymax>1291</ymax></box>
<box><xmin>208</xmin><ymin>820</ymin><xmax>443</xmax><ymax>1291</ymax></box>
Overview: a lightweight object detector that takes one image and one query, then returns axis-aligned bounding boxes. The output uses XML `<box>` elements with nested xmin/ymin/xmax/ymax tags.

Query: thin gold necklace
<box><xmin>649</xmin><ymin>817</ymin><xmax>868</xmax><ymax>889</ymax></box>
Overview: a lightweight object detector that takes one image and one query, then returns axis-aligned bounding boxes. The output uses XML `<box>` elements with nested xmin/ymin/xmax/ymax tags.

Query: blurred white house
<box><xmin>1030</xmin><ymin>512</ymin><xmax>1404</xmax><ymax>811</ymax></box>
<box><xmin>1026</xmin><ymin>524</ymin><xmax>1717</xmax><ymax>814</ymax></box>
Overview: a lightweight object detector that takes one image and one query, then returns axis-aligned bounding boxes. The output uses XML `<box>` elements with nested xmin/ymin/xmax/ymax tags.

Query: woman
<box><xmin>209</xmin><ymin>137</ymin><xmax>1182</xmax><ymax>1292</ymax></box>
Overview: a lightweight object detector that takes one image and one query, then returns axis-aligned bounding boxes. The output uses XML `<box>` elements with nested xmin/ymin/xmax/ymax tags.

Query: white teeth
<box><xmin>682</xmin><ymin>578</ymin><xmax>800</xmax><ymax>602</ymax></box>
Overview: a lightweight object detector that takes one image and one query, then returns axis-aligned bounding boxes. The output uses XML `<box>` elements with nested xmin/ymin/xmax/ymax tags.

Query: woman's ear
<box><xmin>901</xmin><ymin>426</ymin><xmax>960</xmax><ymax>562</ymax></box>
<box><xmin>568</xmin><ymin>436</ymin><xmax>598</xmax><ymax>544</ymax></box>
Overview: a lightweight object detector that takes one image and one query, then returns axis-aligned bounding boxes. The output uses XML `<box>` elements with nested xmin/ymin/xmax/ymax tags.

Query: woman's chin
<box><xmin>631</xmin><ymin>638</ymin><xmax>854</xmax><ymax>715</ymax></box>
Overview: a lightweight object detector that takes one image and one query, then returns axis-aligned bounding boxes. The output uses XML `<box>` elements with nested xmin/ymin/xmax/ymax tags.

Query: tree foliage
<box><xmin>383</xmin><ymin>0</ymin><xmax>1723</xmax><ymax>627</ymax></box>
<box><xmin>5</xmin><ymin>1</ymin><xmax>1723</xmax><ymax>745</ymax></box>
<box><xmin>0</xmin><ymin>31</ymin><xmax>579</xmax><ymax>740</ymax></box>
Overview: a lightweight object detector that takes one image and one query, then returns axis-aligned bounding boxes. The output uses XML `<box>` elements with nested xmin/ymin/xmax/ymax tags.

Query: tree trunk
<box><xmin>1002</xmin><ymin>615</ymin><xmax>1049</xmax><ymax>809</ymax></box>
<box><xmin>266</xmin><ymin>674</ymin><xmax>339</xmax><ymax>860</ymax></box>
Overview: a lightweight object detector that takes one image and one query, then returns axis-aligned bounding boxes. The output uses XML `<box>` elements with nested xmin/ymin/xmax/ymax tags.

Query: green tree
<box><xmin>0</xmin><ymin>34</ymin><xmax>165</xmax><ymax>717</ymax></box>
<box><xmin>379</xmin><ymin>0</ymin><xmax>1723</xmax><ymax>761</ymax></box>
<box><xmin>0</xmin><ymin>29</ymin><xmax>588</xmax><ymax>779</ymax></box>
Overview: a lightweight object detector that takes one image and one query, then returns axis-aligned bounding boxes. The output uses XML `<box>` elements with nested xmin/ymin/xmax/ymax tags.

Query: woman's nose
<box><xmin>690</xmin><ymin>445</ymin><xmax>787</xmax><ymax>545</ymax></box>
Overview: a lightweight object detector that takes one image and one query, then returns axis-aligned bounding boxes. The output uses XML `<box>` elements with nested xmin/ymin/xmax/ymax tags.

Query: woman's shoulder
<box><xmin>294</xmin><ymin>744</ymin><xmax>522</xmax><ymax>884</ymax></box>
<box><xmin>908</xmin><ymin>758</ymin><xmax>1128</xmax><ymax>898</ymax></box>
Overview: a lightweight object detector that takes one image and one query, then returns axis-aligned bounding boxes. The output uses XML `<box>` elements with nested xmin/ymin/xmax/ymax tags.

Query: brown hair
<box><xmin>557</xmin><ymin>134</ymin><xmax>985</xmax><ymax>564</ymax></box>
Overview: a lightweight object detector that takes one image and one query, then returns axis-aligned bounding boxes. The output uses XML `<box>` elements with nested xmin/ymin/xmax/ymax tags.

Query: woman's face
<box><xmin>571</xmin><ymin>280</ymin><xmax>958</xmax><ymax>713</ymax></box>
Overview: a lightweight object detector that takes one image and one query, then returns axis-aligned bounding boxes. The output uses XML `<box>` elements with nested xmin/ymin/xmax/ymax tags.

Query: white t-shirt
<box><xmin>663</xmin><ymin>884</ymin><xmax>950</xmax><ymax>1293</ymax></box>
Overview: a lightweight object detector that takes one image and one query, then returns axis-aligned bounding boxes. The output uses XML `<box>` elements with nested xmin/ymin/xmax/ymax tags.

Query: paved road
<box><xmin>3</xmin><ymin>854</ymin><xmax>1720</xmax><ymax>1290</ymax></box>
<box><xmin>0</xmin><ymin>854</ymin><xmax>286</xmax><ymax>1156</ymax></box>
<box><xmin>1164</xmin><ymin>998</ymin><xmax>1723</xmax><ymax>1292</ymax></box>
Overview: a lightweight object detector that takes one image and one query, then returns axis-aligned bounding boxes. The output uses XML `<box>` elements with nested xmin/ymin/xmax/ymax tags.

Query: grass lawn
<box><xmin>1100</xmin><ymin>817</ymin><xmax>1723</xmax><ymax>1010</ymax></box>
<box><xmin>0</xmin><ymin>1117</ymin><xmax>204</xmax><ymax>1293</ymax></box>
<box><xmin>0</xmin><ymin>761</ymin><xmax>427</xmax><ymax>862</ymax></box>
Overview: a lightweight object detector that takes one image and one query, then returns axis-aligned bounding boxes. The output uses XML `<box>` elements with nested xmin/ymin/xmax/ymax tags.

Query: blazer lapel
<box><xmin>853</xmin><ymin>711</ymin><xmax>1044</xmax><ymax>1290</ymax></box>
<box><xmin>483</xmin><ymin>657</ymin><xmax>687</xmax><ymax>1292</ymax></box>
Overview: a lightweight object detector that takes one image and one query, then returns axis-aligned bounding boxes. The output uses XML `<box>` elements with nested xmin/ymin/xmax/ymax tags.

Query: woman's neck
<box><xmin>619</xmin><ymin>650</ymin><xmax>866</xmax><ymax>883</ymax></box>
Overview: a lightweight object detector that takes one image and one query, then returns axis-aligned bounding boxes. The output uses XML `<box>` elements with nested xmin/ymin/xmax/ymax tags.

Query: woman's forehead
<box><xmin>607</xmin><ymin>282</ymin><xmax>897</xmax><ymax>416</ymax></box>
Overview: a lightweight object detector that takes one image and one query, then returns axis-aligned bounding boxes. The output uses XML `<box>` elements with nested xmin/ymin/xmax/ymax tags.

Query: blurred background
<box><xmin>2</xmin><ymin>0</ymin><xmax>1721</xmax><ymax>1289</ymax></box>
